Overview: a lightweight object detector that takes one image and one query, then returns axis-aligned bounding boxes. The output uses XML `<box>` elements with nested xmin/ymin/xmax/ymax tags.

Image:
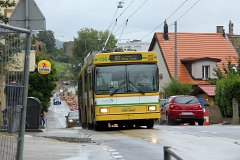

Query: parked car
<box><xmin>160</xmin><ymin>95</ymin><xmax>204</xmax><ymax>125</ymax></box>
<box><xmin>159</xmin><ymin>99</ymin><xmax>167</xmax><ymax>107</ymax></box>
<box><xmin>53</xmin><ymin>97</ymin><xmax>61</xmax><ymax>105</ymax></box>
<box><xmin>65</xmin><ymin>111</ymin><xmax>79</xmax><ymax>128</ymax></box>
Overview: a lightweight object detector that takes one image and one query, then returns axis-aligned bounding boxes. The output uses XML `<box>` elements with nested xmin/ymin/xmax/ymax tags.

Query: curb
<box><xmin>43</xmin><ymin>136</ymin><xmax>91</xmax><ymax>143</ymax></box>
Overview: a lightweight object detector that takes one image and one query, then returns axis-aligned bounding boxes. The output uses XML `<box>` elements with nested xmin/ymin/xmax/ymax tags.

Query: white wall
<box><xmin>192</xmin><ymin>60</ymin><xmax>218</xmax><ymax>79</ymax></box>
<box><xmin>152</xmin><ymin>42</ymin><xmax>171</xmax><ymax>93</ymax></box>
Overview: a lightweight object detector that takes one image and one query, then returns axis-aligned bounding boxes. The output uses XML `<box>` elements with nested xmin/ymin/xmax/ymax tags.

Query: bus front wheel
<box><xmin>146</xmin><ymin>120</ymin><xmax>154</xmax><ymax>129</ymax></box>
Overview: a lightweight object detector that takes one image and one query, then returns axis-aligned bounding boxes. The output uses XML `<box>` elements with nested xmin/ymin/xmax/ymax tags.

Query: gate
<box><xmin>0</xmin><ymin>24</ymin><xmax>31</xmax><ymax>160</ymax></box>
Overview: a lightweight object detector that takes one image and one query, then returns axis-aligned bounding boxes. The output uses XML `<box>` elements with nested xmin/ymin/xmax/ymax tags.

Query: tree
<box><xmin>73</xmin><ymin>28</ymin><xmax>117</xmax><ymax>63</ymax></box>
<box><xmin>36</xmin><ymin>30</ymin><xmax>56</xmax><ymax>54</ymax></box>
<box><xmin>28</xmin><ymin>52</ymin><xmax>57</xmax><ymax>111</ymax></box>
<box><xmin>214</xmin><ymin>57</ymin><xmax>240</xmax><ymax>117</ymax></box>
<box><xmin>72</xmin><ymin>28</ymin><xmax>117</xmax><ymax>81</ymax></box>
<box><xmin>0</xmin><ymin>0</ymin><xmax>16</xmax><ymax>24</ymax></box>
<box><xmin>0</xmin><ymin>1</ymin><xmax>16</xmax><ymax>65</ymax></box>
<box><xmin>215</xmin><ymin>72</ymin><xmax>240</xmax><ymax>117</ymax></box>
<box><xmin>163</xmin><ymin>79</ymin><xmax>192</xmax><ymax>98</ymax></box>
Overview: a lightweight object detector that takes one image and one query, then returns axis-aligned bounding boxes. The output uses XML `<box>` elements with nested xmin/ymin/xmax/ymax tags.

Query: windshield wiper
<box><xmin>129</xmin><ymin>80</ymin><xmax>145</xmax><ymax>94</ymax></box>
<box><xmin>186</xmin><ymin>99</ymin><xmax>194</xmax><ymax>104</ymax></box>
<box><xmin>110</xmin><ymin>81</ymin><xmax>126</xmax><ymax>96</ymax></box>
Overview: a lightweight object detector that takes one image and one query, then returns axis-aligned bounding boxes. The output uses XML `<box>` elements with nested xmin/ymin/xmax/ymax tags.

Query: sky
<box><xmin>34</xmin><ymin>0</ymin><xmax>240</xmax><ymax>42</ymax></box>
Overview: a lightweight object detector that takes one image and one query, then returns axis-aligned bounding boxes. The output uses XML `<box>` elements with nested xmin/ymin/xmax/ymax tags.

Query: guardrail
<box><xmin>164</xmin><ymin>146</ymin><xmax>183</xmax><ymax>160</ymax></box>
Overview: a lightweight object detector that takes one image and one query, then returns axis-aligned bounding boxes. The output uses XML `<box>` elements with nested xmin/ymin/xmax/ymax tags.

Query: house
<box><xmin>65</xmin><ymin>41</ymin><xmax>74</xmax><ymax>57</ymax></box>
<box><xmin>0</xmin><ymin>0</ymin><xmax>20</xmax><ymax>19</ymax></box>
<box><xmin>226</xmin><ymin>21</ymin><xmax>240</xmax><ymax>56</ymax></box>
<box><xmin>148</xmin><ymin>25</ymin><xmax>238</xmax><ymax>101</ymax></box>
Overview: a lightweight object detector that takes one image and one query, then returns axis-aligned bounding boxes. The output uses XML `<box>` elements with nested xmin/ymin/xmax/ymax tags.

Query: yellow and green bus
<box><xmin>78</xmin><ymin>51</ymin><xmax>160</xmax><ymax>130</ymax></box>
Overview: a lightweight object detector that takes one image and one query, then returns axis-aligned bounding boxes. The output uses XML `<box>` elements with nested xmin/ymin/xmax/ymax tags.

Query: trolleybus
<box><xmin>78</xmin><ymin>51</ymin><xmax>160</xmax><ymax>130</ymax></box>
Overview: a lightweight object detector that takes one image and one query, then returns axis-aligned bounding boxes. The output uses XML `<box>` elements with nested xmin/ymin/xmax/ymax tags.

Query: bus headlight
<box><xmin>100</xmin><ymin>108</ymin><xmax>108</xmax><ymax>113</ymax></box>
<box><xmin>68</xmin><ymin>119</ymin><xmax>73</xmax><ymax>122</ymax></box>
<box><xmin>148</xmin><ymin>105</ymin><xmax>156</xmax><ymax>111</ymax></box>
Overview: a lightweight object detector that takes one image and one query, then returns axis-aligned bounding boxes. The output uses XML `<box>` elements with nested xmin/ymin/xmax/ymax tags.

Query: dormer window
<box><xmin>202</xmin><ymin>65</ymin><xmax>210</xmax><ymax>80</ymax></box>
<box><xmin>181</xmin><ymin>57</ymin><xmax>221</xmax><ymax>80</ymax></box>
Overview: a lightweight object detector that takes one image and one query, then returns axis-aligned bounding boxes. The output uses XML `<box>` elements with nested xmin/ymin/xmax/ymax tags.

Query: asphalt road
<box><xmin>23</xmin><ymin>94</ymin><xmax>240</xmax><ymax>160</ymax></box>
<box><xmin>83</xmin><ymin>124</ymin><xmax>240</xmax><ymax>160</ymax></box>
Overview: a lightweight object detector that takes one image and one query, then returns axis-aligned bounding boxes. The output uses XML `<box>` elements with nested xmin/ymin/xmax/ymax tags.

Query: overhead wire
<box><xmin>103</xmin><ymin>19</ymin><xmax>118</xmax><ymax>50</ymax></box>
<box><xmin>103</xmin><ymin>0</ymin><xmax>135</xmax><ymax>50</ymax></box>
<box><xmin>168</xmin><ymin>0</ymin><xmax>201</xmax><ymax>27</ymax></box>
<box><xmin>140</xmin><ymin>0</ymin><xmax>189</xmax><ymax>40</ymax></box>
<box><xmin>175</xmin><ymin>0</ymin><xmax>201</xmax><ymax>22</ymax></box>
<box><xmin>113</xmin><ymin>0</ymin><xmax>148</xmax><ymax>35</ymax></box>
<box><xmin>117</xmin><ymin>19</ymin><xmax>129</xmax><ymax>45</ymax></box>
<box><xmin>105</xmin><ymin>6</ymin><xmax>119</xmax><ymax>31</ymax></box>
<box><xmin>105</xmin><ymin>0</ymin><xmax>135</xmax><ymax>32</ymax></box>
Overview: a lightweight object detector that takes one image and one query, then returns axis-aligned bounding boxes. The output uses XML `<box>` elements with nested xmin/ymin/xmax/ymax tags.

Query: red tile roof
<box><xmin>150</xmin><ymin>32</ymin><xmax>238</xmax><ymax>85</ymax></box>
<box><xmin>198</xmin><ymin>85</ymin><xmax>216</xmax><ymax>96</ymax></box>
<box><xmin>181</xmin><ymin>57</ymin><xmax>221</xmax><ymax>63</ymax></box>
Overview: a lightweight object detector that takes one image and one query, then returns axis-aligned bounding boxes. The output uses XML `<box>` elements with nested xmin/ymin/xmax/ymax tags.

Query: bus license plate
<box><xmin>181</xmin><ymin>112</ymin><xmax>193</xmax><ymax>115</ymax></box>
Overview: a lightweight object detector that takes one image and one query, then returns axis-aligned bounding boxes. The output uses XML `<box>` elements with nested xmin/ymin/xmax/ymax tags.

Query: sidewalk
<box><xmin>23</xmin><ymin>127</ymin><xmax>113</xmax><ymax>160</ymax></box>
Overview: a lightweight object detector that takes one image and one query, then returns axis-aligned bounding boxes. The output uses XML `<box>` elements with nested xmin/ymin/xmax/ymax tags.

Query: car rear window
<box><xmin>174</xmin><ymin>96</ymin><xmax>198</xmax><ymax>104</ymax></box>
<box><xmin>69</xmin><ymin>111</ymin><xmax>79</xmax><ymax>117</ymax></box>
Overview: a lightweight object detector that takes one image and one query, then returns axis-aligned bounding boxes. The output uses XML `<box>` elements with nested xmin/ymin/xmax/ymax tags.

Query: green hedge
<box><xmin>215</xmin><ymin>72</ymin><xmax>240</xmax><ymax>117</ymax></box>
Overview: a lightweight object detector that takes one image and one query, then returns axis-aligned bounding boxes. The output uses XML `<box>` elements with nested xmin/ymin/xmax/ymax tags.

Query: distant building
<box><xmin>216</xmin><ymin>21</ymin><xmax>240</xmax><ymax>56</ymax></box>
<box><xmin>227</xmin><ymin>21</ymin><xmax>240</xmax><ymax>56</ymax></box>
<box><xmin>65</xmin><ymin>41</ymin><xmax>74</xmax><ymax>57</ymax></box>
<box><xmin>0</xmin><ymin>0</ymin><xmax>20</xmax><ymax>18</ymax></box>
<box><xmin>117</xmin><ymin>39</ymin><xmax>150</xmax><ymax>51</ymax></box>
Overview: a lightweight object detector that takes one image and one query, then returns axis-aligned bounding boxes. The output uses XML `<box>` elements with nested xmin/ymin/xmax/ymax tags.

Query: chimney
<box><xmin>163</xmin><ymin>20</ymin><xmax>169</xmax><ymax>40</ymax></box>
<box><xmin>229</xmin><ymin>20</ymin><xmax>234</xmax><ymax>35</ymax></box>
<box><xmin>216</xmin><ymin>26</ymin><xmax>224</xmax><ymax>33</ymax></box>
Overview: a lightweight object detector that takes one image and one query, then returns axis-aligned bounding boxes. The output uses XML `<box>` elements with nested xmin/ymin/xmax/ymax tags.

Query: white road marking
<box><xmin>106</xmin><ymin>147</ymin><xmax>125</xmax><ymax>160</ymax></box>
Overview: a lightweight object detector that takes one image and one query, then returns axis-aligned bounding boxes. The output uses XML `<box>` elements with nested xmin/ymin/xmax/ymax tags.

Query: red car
<box><xmin>160</xmin><ymin>95</ymin><xmax>204</xmax><ymax>125</ymax></box>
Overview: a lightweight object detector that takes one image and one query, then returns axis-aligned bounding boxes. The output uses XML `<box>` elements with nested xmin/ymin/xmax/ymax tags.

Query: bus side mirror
<box><xmin>87</xmin><ymin>66</ymin><xmax>92</xmax><ymax>74</ymax></box>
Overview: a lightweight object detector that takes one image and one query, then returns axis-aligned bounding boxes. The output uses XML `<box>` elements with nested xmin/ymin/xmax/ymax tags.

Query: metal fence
<box><xmin>0</xmin><ymin>24</ymin><xmax>31</xmax><ymax>160</ymax></box>
<box><xmin>164</xmin><ymin>146</ymin><xmax>184</xmax><ymax>160</ymax></box>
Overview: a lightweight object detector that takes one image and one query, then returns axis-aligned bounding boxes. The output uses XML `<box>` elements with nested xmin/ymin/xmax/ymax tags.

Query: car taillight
<box><xmin>198</xmin><ymin>103</ymin><xmax>202</xmax><ymax>109</ymax></box>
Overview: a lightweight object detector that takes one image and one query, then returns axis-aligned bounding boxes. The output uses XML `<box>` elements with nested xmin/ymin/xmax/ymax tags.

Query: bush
<box><xmin>163</xmin><ymin>79</ymin><xmax>192</xmax><ymax>98</ymax></box>
<box><xmin>215</xmin><ymin>72</ymin><xmax>240</xmax><ymax>117</ymax></box>
<box><xmin>28</xmin><ymin>52</ymin><xmax>57</xmax><ymax>111</ymax></box>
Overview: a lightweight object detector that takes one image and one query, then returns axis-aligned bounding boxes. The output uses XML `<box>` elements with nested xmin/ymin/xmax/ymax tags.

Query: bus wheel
<box><xmin>88</xmin><ymin>123</ymin><xmax>94</xmax><ymax>130</ymax></box>
<box><xmin>118</xmin><ymin>123</ymin><xmax>123</xmax><ymax>129</ymax></box>
<box><xmin>82</xmin><ymin>123</ymin><xmax>87</xmax><ymax>129</ymax></box>
<box><xmin>95</xmin><ymin>122</ymin><xmax>108</xmax><ymax>131</ymax></box>
<box><xmin>146</xmin><ymin>120</ymin><xmax>154</xmax><ymax>129</ymax></box>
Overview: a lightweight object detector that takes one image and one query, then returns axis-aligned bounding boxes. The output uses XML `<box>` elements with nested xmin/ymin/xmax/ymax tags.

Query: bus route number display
<box><xmin>109</xmin><ymin>54</ymin><xmax>142</xmax><ymax>61</ymax></box>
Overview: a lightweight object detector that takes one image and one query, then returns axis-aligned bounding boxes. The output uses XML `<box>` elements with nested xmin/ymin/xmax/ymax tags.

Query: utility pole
<box><xmin>174</xmin><ymin>21</ymin><xmax>178</xmax><ymax>80</ymax></box>
<box><xmin>17</xmin><ymin>0</ymin><xmax>31</xmax><ymax>160</ymax></box>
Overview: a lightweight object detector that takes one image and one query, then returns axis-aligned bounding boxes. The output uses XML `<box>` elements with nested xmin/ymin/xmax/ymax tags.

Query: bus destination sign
<box><xmin>109</xmin><ymin>54</ymin><xmax>142</xmax><ymax>61</ymax></box>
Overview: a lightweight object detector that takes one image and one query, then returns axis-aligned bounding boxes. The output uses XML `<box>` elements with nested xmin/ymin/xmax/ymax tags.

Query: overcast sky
<box><xmin>34</xmin><ymin>0</ymin><xmax>240</xmax><ymax>42</ymax></box>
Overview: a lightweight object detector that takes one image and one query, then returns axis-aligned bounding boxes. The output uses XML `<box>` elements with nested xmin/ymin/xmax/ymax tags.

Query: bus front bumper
<box><xmin>96</xmin><ymin>112</ymin><xmax>160</xmax><ymax>121</ymax></box>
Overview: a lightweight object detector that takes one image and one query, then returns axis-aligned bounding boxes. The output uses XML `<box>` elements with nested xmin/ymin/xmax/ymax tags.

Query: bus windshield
<box><xmin>95</xmin><ymin>64</ymin><xmax>158</xmax><ymax>95</ymax></box>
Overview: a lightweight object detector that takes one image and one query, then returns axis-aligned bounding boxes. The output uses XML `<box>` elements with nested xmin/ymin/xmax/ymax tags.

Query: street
<box><xmin>81</xmin><ymin>125</ymin><xmax>240</xmax><ymax>160</ymax></box>
<box><xmin>23</xmin><ymin>95</ymin><xmax>240</xmax><ymax>160</ymax></box>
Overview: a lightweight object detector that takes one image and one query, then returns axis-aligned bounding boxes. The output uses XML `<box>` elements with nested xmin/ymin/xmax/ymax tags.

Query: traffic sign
<box><xmin>9</xmin><ymin>0</ymin><xmax>46</xmax><ymax>30</ymax></box>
